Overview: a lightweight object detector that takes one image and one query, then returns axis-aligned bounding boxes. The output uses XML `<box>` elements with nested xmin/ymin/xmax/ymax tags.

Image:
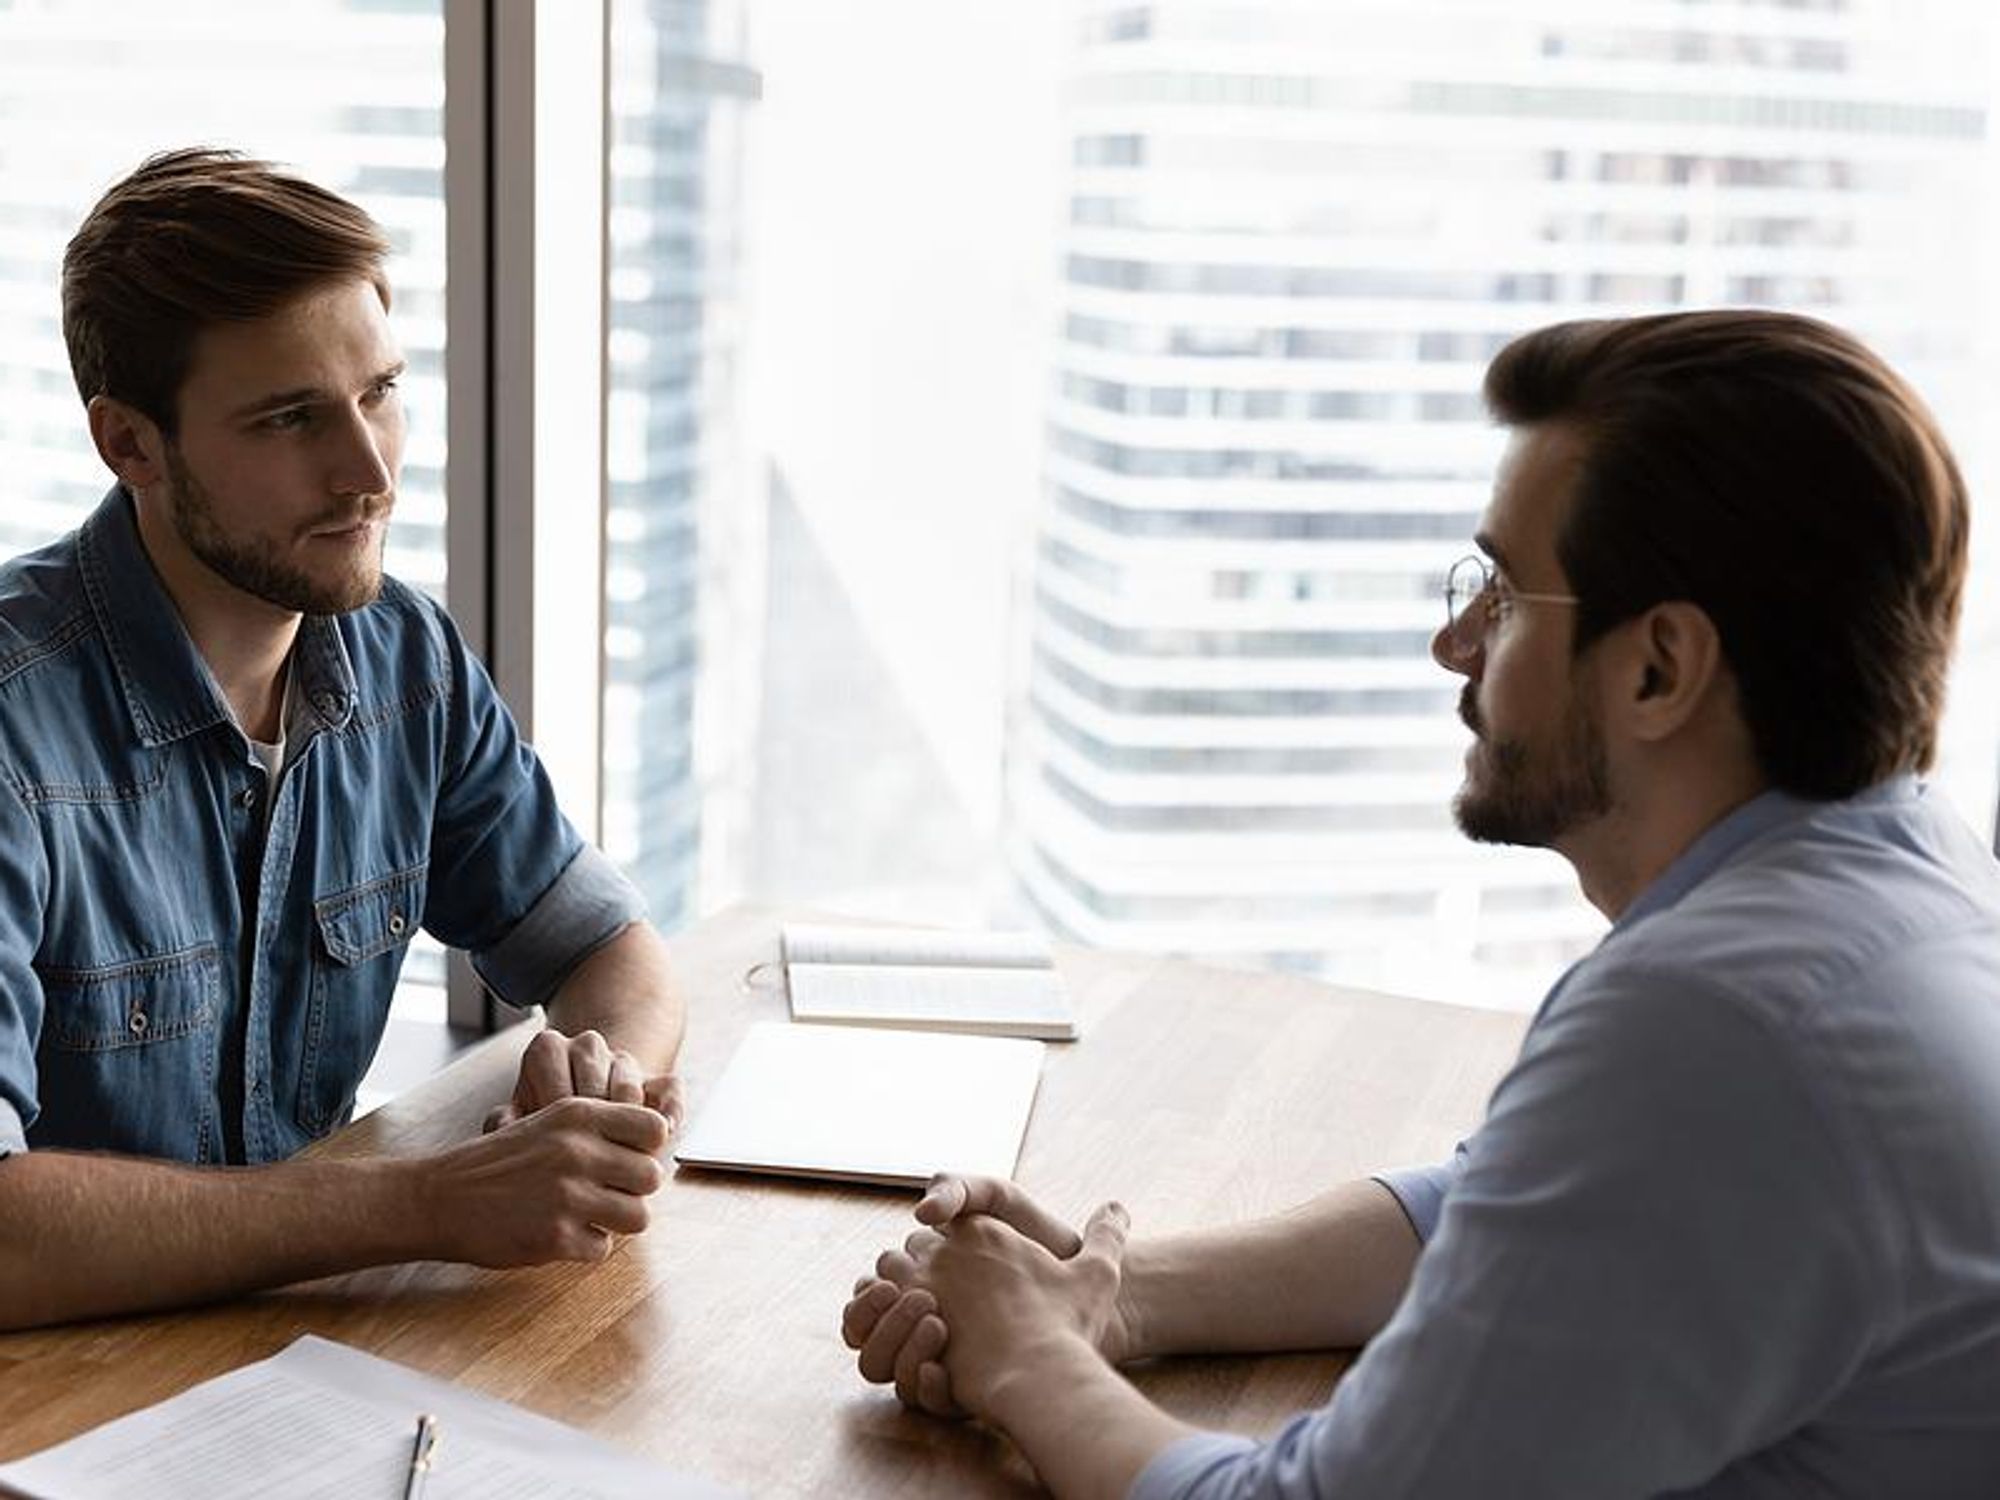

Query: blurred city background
<box><xmin>1</xmin><ymin>0</ymin><xmax>1994</xmax><ymax>1040</ymax></box>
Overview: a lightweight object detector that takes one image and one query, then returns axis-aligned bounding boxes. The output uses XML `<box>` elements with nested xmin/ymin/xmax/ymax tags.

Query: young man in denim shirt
<box><xmin>0</xmin><ymin>149</ymin><xmax>687</xmax><ymax>1329</ymax></box>
<box><xmin>845</xmin><ymin>312</ymin><xmax>2000</xmax><ymax>1497</ymax></box>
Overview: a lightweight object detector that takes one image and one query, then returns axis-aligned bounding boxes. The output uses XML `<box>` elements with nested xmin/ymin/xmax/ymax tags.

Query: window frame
<box><xmin>442</xmin><ymin>0</ymin><xmax>612</xmax><ymax>1028</ymax></box>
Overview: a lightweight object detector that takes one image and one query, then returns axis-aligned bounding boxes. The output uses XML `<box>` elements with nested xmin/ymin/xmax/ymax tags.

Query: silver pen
<box><xmin>402</xmin><ymin>1412</ymin><xmax>440</xmax><ymax>1500</ymax></box>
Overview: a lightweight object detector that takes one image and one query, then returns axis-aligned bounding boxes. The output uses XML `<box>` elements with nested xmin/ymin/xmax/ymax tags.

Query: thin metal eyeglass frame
<box><xmin>1442</xmin><ymin>554</ymin><xmax>1581</xmax><ymax>637</ymax></box>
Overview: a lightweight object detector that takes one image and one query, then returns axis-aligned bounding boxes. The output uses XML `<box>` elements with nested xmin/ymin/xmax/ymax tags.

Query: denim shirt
<box><xmin>0</xmin><ymin>487</ymin><xmax>646</xmax><ymax>1164</ymax></box>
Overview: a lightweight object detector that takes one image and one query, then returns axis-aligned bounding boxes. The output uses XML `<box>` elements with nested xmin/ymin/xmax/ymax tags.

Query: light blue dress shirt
<box><xmin>0</xmin><ymin>489</ymin><xmax>645</xmax><ymax>1164</ymax></box>
<box><xmin>1135</xmin><ymin>778</ymin><xmax>2000</xmax><ymax>1499</ymax></box>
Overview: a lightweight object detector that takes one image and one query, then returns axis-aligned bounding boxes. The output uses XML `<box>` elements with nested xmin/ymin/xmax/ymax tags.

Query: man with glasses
<box><xmin>0</xmin><ymin>150</ymin><xmax>686</xmax><ymax>1330</ymax></box>
<box><xmin>843</xmin><ymin>310</ymin><xmax>2000</xmax><ymax>1496</ymax></box>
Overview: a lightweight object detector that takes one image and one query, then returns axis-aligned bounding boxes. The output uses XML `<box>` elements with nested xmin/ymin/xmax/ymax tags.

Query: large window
<box><xmin>603</xmin><ymin>0</ymin><xmax>760</xmax><ymax>929</ymax></box>
<box><xmin>666</xmin><ymin>0</ymin><xmax>1999</xmax><ymax>1010</ymax></box>
<box><xmin>4</xmin><ymin>1</ymin><xmax>1997</xmax><ymax>1027</ymax></box>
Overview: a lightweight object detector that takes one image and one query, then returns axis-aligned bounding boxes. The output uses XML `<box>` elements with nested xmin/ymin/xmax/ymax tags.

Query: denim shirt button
<box><xmin>387</xmin><ymin>910</ymin><xmax>407</xmax><ymax>937</ymax></box>
<box><xmin>238</xmin><ymin>785</ymin><xmax>257</xmax><ymax>810</ymax></box>
<box><xmin>127</xmin><ymin>1011</ymin><xmax>148</xmax><ymax>1037</ymax></box>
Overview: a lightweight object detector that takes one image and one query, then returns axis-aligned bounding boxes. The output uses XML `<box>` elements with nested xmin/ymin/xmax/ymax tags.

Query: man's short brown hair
<box><xmin>1485</xmin><ymin>310</ymin><xmax>1968</xmax><ymax>799</ymax></box>
<box><xmin>62</xmin><ymin>147</ymin><xmax>391</xmax><ymax>437</ymax></box>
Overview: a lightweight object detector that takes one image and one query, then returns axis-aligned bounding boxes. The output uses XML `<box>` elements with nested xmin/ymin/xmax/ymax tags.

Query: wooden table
<box><xmin>0</xmin><ymin>905</ymin><xmax>1529</xmax><ymax>1495</ymax></box>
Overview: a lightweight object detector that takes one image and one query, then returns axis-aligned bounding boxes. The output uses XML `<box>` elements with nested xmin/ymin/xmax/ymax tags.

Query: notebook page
<box><xmin>780</xmin><ymin>923</ymin><xmax>1053</xmax><ymax>970</ymax></box>
<box><xmin>786</xmin><ymin>963</ymin><xmax>1077</xmax><ymax>1040</ymax></box>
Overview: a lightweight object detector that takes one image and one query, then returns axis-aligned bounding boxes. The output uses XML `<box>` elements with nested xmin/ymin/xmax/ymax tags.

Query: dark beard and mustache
<box><xmin>1453</xmin><ymin>683</ymin><xmax>1613</xmax><ymax>847</ymax></box>
<box><xmin>164</xmin><ymin>443</ymin><xmax>388</xmax><ymax>616</ymax></box>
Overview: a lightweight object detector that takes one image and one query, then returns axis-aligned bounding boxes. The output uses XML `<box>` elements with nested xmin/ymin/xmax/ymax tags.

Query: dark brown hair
<box><xmin>62</xmin><ymin>147</ymin><xmax>391</xmax><ymax>436</ymax></box>
<box><xmin>1485</xmin><ymin>310</ymin><xmax>1968</xmax><ymax>799</ymax></box>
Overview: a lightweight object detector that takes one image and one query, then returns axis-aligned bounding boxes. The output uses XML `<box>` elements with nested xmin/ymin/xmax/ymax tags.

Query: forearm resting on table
<box><xmin>0</xmin><ymin>1149</ymin><xmax>426</xmax><ymax>1331</ymax></box>
<box><xmin>1119</xmin><ymin>1178</ymin><xmax>1420</xmax><ymax>1360</ymax></box>
<box><xmin>541</xmin><ymin>921</ymin><xmax>684</xmax><ymax>1072</ymax></box>
<box><xmin>988</xmin><ymin>1334</ymin><xmax>1201</xmax><ymax>1500</ymax></box>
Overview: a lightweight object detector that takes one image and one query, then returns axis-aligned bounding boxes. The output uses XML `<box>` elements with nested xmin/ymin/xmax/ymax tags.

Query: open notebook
<box><xmin>672</xmin><ymin>1022</ymin><xmax>1045</xmax><ymax>1187</ymax></box>
<box><xmin>780</xmin><ymin>923</ymin><xmax>1079</xmax><ymax>1041</ymax></box>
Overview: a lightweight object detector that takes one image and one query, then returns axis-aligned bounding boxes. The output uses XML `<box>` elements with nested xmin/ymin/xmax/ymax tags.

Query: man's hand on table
<box><xmin>843</xmin><ymin>1175</ymin><xmax>1138</xmax><ymax>1419</ymax></box>
<box><xmin>428</xmin><ymin>1094</ymin><xmax>672</xmax><ymax>1265</ymax></box>
<box><xmin>484</xmin><ymin>1026</ymin><xmax>685</xmax><ymax>1136</ymax></box>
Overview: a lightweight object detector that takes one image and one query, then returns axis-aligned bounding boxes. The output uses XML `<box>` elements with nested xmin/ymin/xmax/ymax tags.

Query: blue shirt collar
<box><xmin>1613</xmin><ymin>774</ymin><xmax>1923</xmax><ymax>934</ymax></box>
<box><xmin>1523</xmin><ymin>775</ymin><xmax>1920</xmax><ymax>1023</ymax></box>
<box><xmin>76</xmin><ymin>485</ymin><xmax>357</xmax><ymax>748</ymax></box>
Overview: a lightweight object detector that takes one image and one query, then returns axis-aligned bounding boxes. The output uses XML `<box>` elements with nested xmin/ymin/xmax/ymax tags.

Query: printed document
<box><xmin>0</xmin><ymin>1334</ymin><xmax>734</xmax><ymax>1500</ymax></box>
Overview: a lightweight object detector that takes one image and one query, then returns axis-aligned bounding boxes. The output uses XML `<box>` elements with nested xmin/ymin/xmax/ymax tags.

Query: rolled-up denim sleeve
<box><xmin>0</xmin><ymin>786</ymin><xmax>48</xmax><ymax>1156</ymax></box>
<box><xmin>473</xmin><ymin>842</ymin><xmax>646</xmax><ymax>1008</ymax></box>
<box><xmin>417</xmin><ymin>599</ymin><xmax>647</xmax><ymax>1008</ymax></box>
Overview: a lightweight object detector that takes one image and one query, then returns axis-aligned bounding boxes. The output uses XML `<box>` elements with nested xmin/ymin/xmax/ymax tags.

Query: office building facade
<box><xmin>603</xmin><ymin>0</ymin><xmax>761</xmax><ymax>928</ymax></box>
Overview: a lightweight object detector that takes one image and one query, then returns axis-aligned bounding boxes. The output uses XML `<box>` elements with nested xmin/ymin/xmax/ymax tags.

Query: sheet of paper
<box><xmin>0</xmin><ymin>1335</ymin><xmax>735</xmax><ymax>1500</ymax></box>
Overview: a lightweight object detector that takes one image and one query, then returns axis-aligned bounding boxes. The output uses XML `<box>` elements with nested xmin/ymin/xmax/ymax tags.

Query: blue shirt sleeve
<box><xmin>1132</xmin><ymin>1435</ymin><xmax>1261</xmax><ymax>1500</ymax></box>
<box><xmin>416</xmin><ymin>600</ymin><xmax>646</xmax><ymax>1008</ymax></box>
<box><xmin>1371</xmin><ymin>1148</ymin><xmax>1464</xmax><ymax>1244</ymax></box>
<box><xmin>1122</xmin><ymin>965</ymin><xmax>1882</xmax><ymax>1500</ymax></box>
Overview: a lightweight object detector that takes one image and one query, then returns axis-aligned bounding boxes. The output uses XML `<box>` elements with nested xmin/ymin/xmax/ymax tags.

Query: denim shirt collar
<box><xmin>76</xmin><ymin>485</ymin><xmax>357</xmax><ymax>748</ymax></box>
<box><xmin>1611</xmin><ymin>773</ymin><xmax>1922</xmax><ymax>936</ymax></box>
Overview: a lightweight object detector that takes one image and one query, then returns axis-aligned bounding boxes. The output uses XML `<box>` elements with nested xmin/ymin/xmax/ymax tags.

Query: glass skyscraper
<box><xmin>604</xmin><ymin>0</ymin><xmax>761</xmax><ymax>928</ymax></box>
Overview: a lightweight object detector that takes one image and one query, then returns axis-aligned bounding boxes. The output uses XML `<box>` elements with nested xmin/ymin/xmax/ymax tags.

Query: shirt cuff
<box><xmin>1374</xmin><ymin>1162</ymin><xmax>1456</xmax><ymax>1244</ymax></box>
<box><xmin>472</xmin><ymin>843</ymin><xmax>648</xmax><ymax>1009</ymax></box>
<box><xmin>1130</xmin><ymin>1433</ymin><xmax>1261</xmax><ymax>1500</ymax></box>
<box><xmin>0</xmin><ymin>1095</ymin><xmax>26</xmax><ymax>1157</ymax></box>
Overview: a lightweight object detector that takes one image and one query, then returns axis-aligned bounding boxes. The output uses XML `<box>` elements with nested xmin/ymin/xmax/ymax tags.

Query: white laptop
<box><xmin>672</xmin><ymin>1022</ymin><xmax>1046</xmax><ymax>1188</ymax></box>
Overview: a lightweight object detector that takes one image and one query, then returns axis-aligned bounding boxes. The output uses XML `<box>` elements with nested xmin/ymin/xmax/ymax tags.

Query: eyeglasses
<box><xmin>1442</xmin><ymin>555</ymin><xmax>1580</xmax><ymax>638</ymax></box>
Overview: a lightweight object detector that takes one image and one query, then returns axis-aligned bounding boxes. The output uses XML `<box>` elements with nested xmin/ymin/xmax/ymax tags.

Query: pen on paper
<box><xmin>402</xmin><ymin>1412</ymin><xmax>439</xmax><ymax>1500</ymax></box>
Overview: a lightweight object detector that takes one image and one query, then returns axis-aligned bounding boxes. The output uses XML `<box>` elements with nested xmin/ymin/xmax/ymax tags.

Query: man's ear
<box><xmin>86</xmin><ymin>395</ymin><xmax>169</xmax><ymax>492</ymax></box>
<box><xmin>1623</xmin><ymin>602</ymin><xmax>1726</xmax><ymax>742</ymax></box>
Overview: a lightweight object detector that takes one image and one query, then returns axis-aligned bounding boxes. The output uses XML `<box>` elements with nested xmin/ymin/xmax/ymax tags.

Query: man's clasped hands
<box><xmin>840</xmin><ymin>1175</ymin><xmax>1135</xmax><ymax>1422</ymax></box>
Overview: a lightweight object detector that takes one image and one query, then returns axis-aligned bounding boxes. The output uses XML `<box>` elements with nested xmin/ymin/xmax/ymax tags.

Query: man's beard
<box><xmin>164</xmin><ymin>444</ymin><xmax>387</xmax><ymax>615</ymax></box>
<box><xmin>1453</xmin><ymin>683</ymin><xmax>1612</xmax><ymax>847</ymax></box>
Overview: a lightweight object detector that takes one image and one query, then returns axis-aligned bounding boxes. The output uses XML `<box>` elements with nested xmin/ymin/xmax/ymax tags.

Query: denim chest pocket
<box><xmin>34</xmin><ymin>943</ymin><xmax>221</xmax><ymax>1161</ymax></box>
<box><xmin>299</xmin><ymin>863</ymin><xmax>427</xmax><ymax>1136</ymax></box>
